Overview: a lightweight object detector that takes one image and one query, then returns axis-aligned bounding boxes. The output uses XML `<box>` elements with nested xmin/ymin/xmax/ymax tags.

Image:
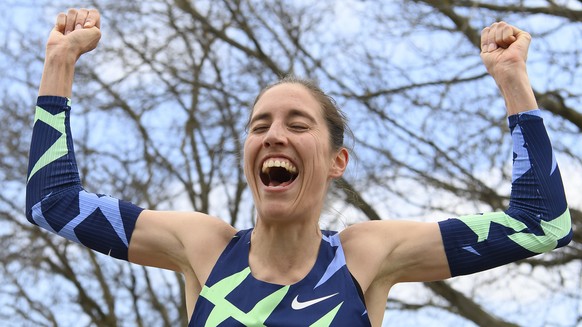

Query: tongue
<box><xmin>269</xmin><ymin>180</ymin><xmax>293</xmax><ymax>187</ymax></box>
<box><xmin>266</xmin><ymin>167</ymin><xmax>295</xmax><ymax>187</ymax></box>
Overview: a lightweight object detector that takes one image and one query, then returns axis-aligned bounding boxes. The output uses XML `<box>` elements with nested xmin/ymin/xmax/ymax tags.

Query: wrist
<box><xmin>45</xmin><ymin>44</ymin><xmax>80</xmax><ymax>65</ymax></box>
<box><xmin>491</xmin><ymin>61</ymin><xmax>528</xmax><ymax>87</ymax></box>
<box><xmin>495</xmin><ymin>72</ymin><xmax>538</xmax><ymax>115</ymax></box>
<box><xmin>38</xmin><ymin>48</ymin><xmax>77</xmax><ymax>98</ymax></box>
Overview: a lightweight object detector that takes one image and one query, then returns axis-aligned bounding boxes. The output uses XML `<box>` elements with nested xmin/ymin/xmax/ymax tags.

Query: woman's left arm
<box><xmin>344</xmin><ymin>22</ymin><xmax>572</xmax><ymax>286</ymax></box>
<box><xmin>438</xmin><ymin>22</ymin><xmax>572</xmax><ymax>277</ymax></box>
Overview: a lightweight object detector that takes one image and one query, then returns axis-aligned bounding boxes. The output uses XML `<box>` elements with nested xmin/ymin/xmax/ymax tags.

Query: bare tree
<box><xmin>0</xmin><ymin>0</ymin><xmax>579</xmax><ymax>326</ymax></box>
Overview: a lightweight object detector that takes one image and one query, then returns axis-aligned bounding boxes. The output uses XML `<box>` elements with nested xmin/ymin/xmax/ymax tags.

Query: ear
<box><xmin>329</xmin><ymin>148</ymin><xmax>349</xmax><ymax>179</ymax></box>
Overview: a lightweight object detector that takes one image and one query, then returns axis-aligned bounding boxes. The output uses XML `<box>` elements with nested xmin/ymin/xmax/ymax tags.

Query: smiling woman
<box><xmin>243</xmin><ymin>81</ymin><xmax>349</xmax><ymax>231</ymax></box>
<box><xmin>26</xmin><ymin>8</ymin><xmax>572</xmax><ymax>327</ymax></box>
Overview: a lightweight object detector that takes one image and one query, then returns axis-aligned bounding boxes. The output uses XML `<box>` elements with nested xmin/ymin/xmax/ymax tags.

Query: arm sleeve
<box><xmin>438</xmin><ymin>109</ymin><xmax>572</xmax><ymax>276</ymax></box>
<box><xmin>26</xmin><ymin>96</ymin><xmax>144</xmax><ymax>260</ymax></box>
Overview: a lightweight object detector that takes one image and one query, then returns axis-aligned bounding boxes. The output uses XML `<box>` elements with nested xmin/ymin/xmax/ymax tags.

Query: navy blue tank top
<box><xmin>190</xmin><ymin>229</ymin><xmax>371</xmax><ymax>326</ymax></box>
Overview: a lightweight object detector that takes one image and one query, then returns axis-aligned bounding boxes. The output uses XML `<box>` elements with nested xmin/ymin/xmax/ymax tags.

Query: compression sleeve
<box><xmin>26</xmin><ymin>96</ymin><xmax>144</xmax><ymax>260</ymax></box>
<box><xmin>438</xmin><ymin>109</ymin><xmax>572</xmax><ymax>276</ymax></box>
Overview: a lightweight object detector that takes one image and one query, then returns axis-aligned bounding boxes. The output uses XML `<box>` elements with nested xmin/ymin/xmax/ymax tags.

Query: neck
<box><xmin>249</xmin><ymin>219</ymin><xmax>322</xmax><ymax>285</ymax></box>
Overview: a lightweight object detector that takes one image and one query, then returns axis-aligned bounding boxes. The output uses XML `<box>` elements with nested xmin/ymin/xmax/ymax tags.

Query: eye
<box><xmin>289</xmin><ymin>123</ymin><xmax>309</xmax><ymax>132</ymax></box>
<box><xmin>250</xmin><ymin>125</ymin><xmax>269</xmax><ymax>133</ymax></box>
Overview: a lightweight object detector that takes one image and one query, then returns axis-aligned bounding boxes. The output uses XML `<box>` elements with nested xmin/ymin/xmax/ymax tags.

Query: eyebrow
<box><xmin>249</xmin><ymin>108</ymin><xmax>317</xmax><ymax>125</ymax></box>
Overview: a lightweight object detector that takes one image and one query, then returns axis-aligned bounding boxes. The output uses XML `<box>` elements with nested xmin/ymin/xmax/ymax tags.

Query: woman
<box><xmin>26</xmin><ymin>8</ymin><xmax>572</xmax><ymax>326</ymax></box>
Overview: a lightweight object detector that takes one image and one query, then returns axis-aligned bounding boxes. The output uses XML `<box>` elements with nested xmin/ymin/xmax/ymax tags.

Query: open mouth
<box><xmin>260</xmin><ymin>158</ymin><xmax>299</xmax><ymax>187</ymax></box>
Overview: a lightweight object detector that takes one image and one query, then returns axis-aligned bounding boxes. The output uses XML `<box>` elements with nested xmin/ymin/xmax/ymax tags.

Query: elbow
<box><xmin>25</xmin><ymin>184</ymin><xmax>80</xmax><ymax>229</ymax></box>
<box><xmin>504</xmin><ymin>207</ymin><xmax>572</xmax><ymax>254</ymax></box>
<box><xmin>25</xmin><ymin>186</ymin><xmax>37</xmax><ymax>225</ymax></box>
<box><xmin>557</xmin><ymin>228</ymin><xmax>573</xmax><ymax>248</ymax></box>
<box><xmin>553</xmin><ymin>209</ymin><xmax>573</xmax><ymax>249</ymax></box>
<box><xmin>25</xmin><ymin>193</ymin><xmax>42</xmax><ymax>227</ymax></box>
<box><xmin>25</xmin><ymin>208</ymin><xmax>35</xmax><ymax>225</ymax></box>
<box><xmin>540</xmin><ymin>208</ymin><xmax>572</xmax><ymax>251</ymax></box>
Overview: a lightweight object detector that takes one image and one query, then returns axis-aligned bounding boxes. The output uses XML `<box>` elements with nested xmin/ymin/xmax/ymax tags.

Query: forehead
<box><xmin>251</xmin><ymin>83</ymin><xmax>323</xmax><ymax>121</ymax></box>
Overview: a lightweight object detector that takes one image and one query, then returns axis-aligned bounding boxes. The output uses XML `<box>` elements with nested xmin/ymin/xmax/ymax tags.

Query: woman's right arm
<box><xmin>27</xmin><ymin>9</ymin><xmax>235</xmax><ymax>273</ymax></box>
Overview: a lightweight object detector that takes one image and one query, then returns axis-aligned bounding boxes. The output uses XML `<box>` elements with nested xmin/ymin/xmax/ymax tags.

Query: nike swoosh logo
<box><xmin>291</xmin><ymin>292</ymin><xmax>339</xmax><ymax>310</ymax></box>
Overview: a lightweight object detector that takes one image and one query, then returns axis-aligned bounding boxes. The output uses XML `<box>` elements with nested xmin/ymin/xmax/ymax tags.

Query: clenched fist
<box><xmin>480</xmin><ymin>21</ymin><xmax>531</xmax><ymax>84</ymax></box>
<box><xmin>46</xmin><ymin>8</ymin><xmax>101</xmax><ymax>61</ymax></box>
<box><xmin>39</xmin><ymin>8</ymin><xmax>101</xmax><ymax>97</ymax></box>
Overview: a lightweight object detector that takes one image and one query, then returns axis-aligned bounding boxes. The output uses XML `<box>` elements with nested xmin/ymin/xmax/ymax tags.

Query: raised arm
<box><xmin>343</xmin><ymin>22</ymin><xmax>572</xmax><ymax>290</ymax></box>
<box><xmin>27</xmin><ymin>9</ymin><xmax>235</xmax><ymax>275</ymax></box>
<box><xmin>27</xmin><ymin>9</ymin><xmax>146</xmax><ymax>262</ymax></box>
<box><xmin>438</xmin><ymin>22</ymin><xmax>572</xmax><ymax>276</ymax></box>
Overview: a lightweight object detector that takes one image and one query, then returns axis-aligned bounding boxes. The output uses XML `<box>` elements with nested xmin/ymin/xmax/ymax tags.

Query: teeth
<box><xmin>261</xmin><ymin>159</ymin><xmax>297</xmax><ymax>174</ymax></box>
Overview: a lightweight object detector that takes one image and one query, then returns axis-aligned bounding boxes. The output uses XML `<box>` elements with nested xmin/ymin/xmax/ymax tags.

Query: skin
<box><xmin>39</xmin><ymin>9</ymin><xmax>537</xmax><ymax>326</ymax></box>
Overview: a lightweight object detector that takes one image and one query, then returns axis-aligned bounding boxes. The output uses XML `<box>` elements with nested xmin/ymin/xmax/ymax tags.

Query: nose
<box><xmin>263</xmin><ymin>123</ymin><xmax>287</xmax><ymax>148</ymax></box>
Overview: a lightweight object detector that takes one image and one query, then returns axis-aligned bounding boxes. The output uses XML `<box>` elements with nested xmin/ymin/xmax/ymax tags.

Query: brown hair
<box><xmin>250</xmin><ymin>75</ymin><xmax>350</xmax><ymax>151</ymax></box>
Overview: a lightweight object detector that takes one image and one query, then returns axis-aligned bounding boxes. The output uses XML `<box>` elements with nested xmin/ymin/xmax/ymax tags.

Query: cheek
<box><xmin>302</xmin><ymin>135</ymin><xmax>332</xmax><ymax>178</ymax></box>
<box><xmin>242</xmin><ymin>135</ymin><xmax>270</xmax><ymax>185</ymax></box>
<box><xmin>307</xmin><ymin>131</ymin><xmax>331</xmax><ymax>159</ymax></box>
<box><xmin>242</xmin><ymin>139</ymin><xmax>255</xmax><ymax>177</ymax></box>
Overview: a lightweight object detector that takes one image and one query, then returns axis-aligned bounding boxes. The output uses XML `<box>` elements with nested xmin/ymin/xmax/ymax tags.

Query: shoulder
<box><xmin>138</xmin><ymin>210</ymin><xmax>237</xmax><ymax>242</ymax></box>
<box><xmin>339</xmin><ymin>221</ymin><xmax>397</xmax><ymax>291</ymax></box>
<box><xmin>340</xmin><ymin>220</ymin><xmax>446</xmax><ymax>287</ymax></box>
<box><xmin>167</xmin><ymin>211</ymin><xmax>238</xmax><ymax>287</ymax></box>
<box><xmin>131</xmin><ymin>210</ymin><xmax>237</xmax><ymax>274</ymax></box>
<box><xmin>339</xmin><ymin>220</ymin><xmax>398</xmax><ymax>252</ymax></box>
<box><xmin>165</xmin><ymin>211</ymin><xmax>238</xmax><ymax>257</ymax></box>
<box><xmin>340</xmin><ymin>219</ymin><xmax>443</xmax><ymax>251</ymax></box>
